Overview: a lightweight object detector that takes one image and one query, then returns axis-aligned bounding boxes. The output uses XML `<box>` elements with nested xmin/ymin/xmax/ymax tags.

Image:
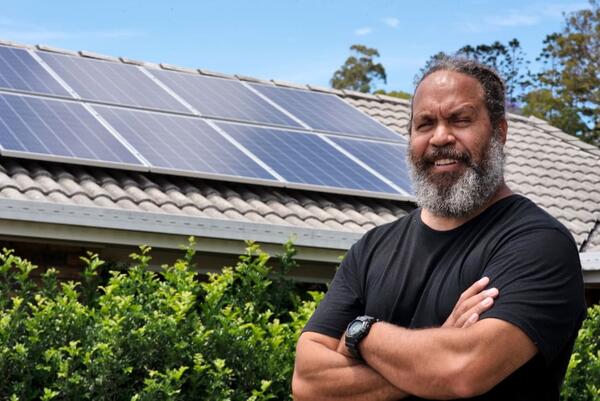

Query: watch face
<box><xmin>348</xmin><ymin>320</ymin><xmax>364</xmax><ymax>336</ymax></box>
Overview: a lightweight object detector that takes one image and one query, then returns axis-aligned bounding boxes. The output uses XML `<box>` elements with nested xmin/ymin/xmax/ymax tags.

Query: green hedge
<box><xmin>0</xmin><ymin>240</ymin><xmax>597</xmax><ymax>400</ymax></box>
<box><xmin>0</xmin><ymin>239</ymin><xmax>321</xmax><ymax>401</ymax></box>
<box><xmin>562</xmin><ymin>303</ymin><xmax>600</xmax><ymax>401</ymax></box>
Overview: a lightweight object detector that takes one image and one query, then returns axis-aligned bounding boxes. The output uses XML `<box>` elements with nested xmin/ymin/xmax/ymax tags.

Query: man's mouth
<box><xmin>434</xmin><ymin>159</ymin><xmax>459</xmax><ymax>167</ymax></box>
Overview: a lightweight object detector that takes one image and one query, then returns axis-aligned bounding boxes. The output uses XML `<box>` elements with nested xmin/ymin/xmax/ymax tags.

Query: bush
<box><xmin>1</xmin><ymin>239</ymin><xmax>597</xmax><ymax>400</ymax></box>
<box><xmin>0</xmin><ymin>239</ymin><xmax>323</xmax><ymax>401</ymax></box>
<box><xmin>562</xmin><ymin>304</ymin><xmax>600</xmax><ymax>401</ymax></box>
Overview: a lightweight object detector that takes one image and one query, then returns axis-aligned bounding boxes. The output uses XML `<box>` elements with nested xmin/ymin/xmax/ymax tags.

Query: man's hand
<box><xmin>442</xmin><ymin>276</ymin><xmax>498</xmax><ymax>328</ymax></box>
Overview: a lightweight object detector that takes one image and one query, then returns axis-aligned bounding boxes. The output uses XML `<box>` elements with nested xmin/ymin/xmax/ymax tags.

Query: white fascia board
<box><xmin>581</xmin><ymin>252</ymin><xmax>600</xmax><ymax>271</ymax></box>
<box><xmin>0</xmin><ymin>198</ymin><xmax>360</xmax><ymax>252</ymax></box>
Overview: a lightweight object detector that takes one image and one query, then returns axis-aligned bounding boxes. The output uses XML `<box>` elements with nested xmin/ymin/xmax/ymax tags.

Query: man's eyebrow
<box><xmin>413</xmin><ymin>111</ymin><xmax>434</xmax><ymax>120</ymax></box>
<box><xmin>447</xmin><ymin>104</ymin><xmax>477</xmax><ymax>115</ymax></box>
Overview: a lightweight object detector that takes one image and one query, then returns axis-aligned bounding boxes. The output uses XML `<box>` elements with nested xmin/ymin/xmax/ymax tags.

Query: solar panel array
<box><xmin>0</xmin><ymin>44</ymin><xmax>413</xmax><ymax>199</ymax></box>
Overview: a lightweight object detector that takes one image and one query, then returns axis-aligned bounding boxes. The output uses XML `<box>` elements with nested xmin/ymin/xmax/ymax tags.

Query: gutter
<box><xmin>0</xmin><ymin>198</ymin><xmax>359</xmax><ymax>263</ymax></box>
<box><xmin>0</xmin><ymin>198</ymin><xmax>598</xmax><ymax>284</ymax></box>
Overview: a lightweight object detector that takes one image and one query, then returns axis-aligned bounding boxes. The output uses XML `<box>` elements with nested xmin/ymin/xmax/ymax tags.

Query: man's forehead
<box><xmin>413</xmin><ymin>70</ymin><xmax>485</xmax><ymax>106</ymax></box>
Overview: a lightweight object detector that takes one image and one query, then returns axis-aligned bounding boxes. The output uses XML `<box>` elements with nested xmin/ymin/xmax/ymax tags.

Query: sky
<box><xmin>1</xmin><ymin>0</ymin><xmax>589</xmax><ymax>94</ymax></box>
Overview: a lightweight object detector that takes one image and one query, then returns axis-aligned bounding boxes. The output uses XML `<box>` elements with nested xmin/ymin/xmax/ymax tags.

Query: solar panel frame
<box><xmin>0</xmin><ymin>46</ymin><xmax>72</xmax><ymax>98</ymax></box>
<box><xmin>215</xmin><ymin>121</ymin><xmax>408</xmax><ymax>199</ymax></box>
<box><xmin>249</xmin><ymin>83</ymin><xmax>404</xmax><ymax>141</ymax></box>
<box><xmin>36</xmin><ymin>51</ymin><xmax>191</xmax><ymax>113</ymax></box>
<box><xmin>0</xmin><ymin>92</ymin><xmax>147</xmax><ymax>170</ymax></box>
<box><xmin>92</xmin><ymin>105</ymin><xmax>284</xmax><ymax>185</ymax></box>
<box><xmin>148</xmin><ymin>68</ymin><xmax>305</xmax><ymax>128</ymax></box>
<box><xmin>327</xmin><ymin>135</ymin><xmax>413</xmax><ymax>195</ymax></box>
<box><xmin>0</xmin><ymin>42</ymin><xmax>414</xmax><ymax>201</ymax></box>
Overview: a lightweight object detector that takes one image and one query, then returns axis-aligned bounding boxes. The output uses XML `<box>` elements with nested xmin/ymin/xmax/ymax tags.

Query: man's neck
<box><xmin>420</xmin><ymin>184</ymin><xmax>513</xmax><ymax>231</ymax></box>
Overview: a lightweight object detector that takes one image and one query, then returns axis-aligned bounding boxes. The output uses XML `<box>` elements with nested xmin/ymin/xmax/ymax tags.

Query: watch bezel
<box><xmin>345</xmin><ymin>315</ymin><xmax>378</xmax><ymax>360</ymax></box>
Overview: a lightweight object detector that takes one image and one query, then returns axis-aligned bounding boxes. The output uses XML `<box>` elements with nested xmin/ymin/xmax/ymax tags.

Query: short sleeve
<box><xmin>302</xmin><ymin>244</ymin><xmax>364</xmax><ymax>338</ymax></box>
<box><xmin>480</xmin><ymin>228</ymin><xmax>586</xmax><ymax>364</ymax></box>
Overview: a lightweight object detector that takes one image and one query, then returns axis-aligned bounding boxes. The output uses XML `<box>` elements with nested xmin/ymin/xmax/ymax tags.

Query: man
<box><xmin>292</xmin><ymin>57</ymin><xmax>586</xmax><ymax>400</ymax></box>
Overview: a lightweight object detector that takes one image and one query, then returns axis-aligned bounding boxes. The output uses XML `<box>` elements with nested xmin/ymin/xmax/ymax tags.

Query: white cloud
<box><xmin>486</xmin><ymin>13</ymin><xmax>539</xmax><ymax>27</ymax></box>
<box><xmin>0</xmin><ymin>17</ymin><xmax>144</xmax><ymax>44</ymax></box>
<box><xmin>382</xmin><ymin>17</ymin><xmax>399</xmax><ymax>28</ymax></box>
<box><xmin>541</xmin><ymin>2</ymin><xmax>589</xmax><ymax>17</ymax></box>
<box><xmin>458</xmin><ymin>2</ymin><xmax>590</xmax><ymax>33</ymax></box>
<box><xmin>354</xmin><ymin>27</ymin><xmax>373</xmax><ymax>36</ymax></box>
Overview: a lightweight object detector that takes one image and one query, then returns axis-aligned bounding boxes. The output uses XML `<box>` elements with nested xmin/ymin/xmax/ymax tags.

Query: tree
<box><xmin>421</xmin><ymin>40</ymin><xmax>530</xmax><ymax>106</ymax></box>
<box><xmin>330</xmin><ymin>44</ymin><xmax>387</xmax><ymax>93</ymax></box>
<box><xmin>525</xmin><ymin>0</ymin><xmax>599</xmax><ymax>144</ymax></box>
<box><xmin>373</xmin><ymin>89</ymin><xmax>412</xmax><ymax>100</ymax></box>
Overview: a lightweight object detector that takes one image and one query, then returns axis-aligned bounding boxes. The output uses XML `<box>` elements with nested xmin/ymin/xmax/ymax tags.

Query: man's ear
<box><xmin>498</xmin><ymin>119</ymin><xmax>508</xmax><ymax>144</ymax></box>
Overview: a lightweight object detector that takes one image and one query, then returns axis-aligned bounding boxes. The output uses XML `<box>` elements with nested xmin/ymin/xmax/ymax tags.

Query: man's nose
<box><xmin>429</xmin><ymin>123</ymin><xmax>455</xmax><ymax>147</ymax></box>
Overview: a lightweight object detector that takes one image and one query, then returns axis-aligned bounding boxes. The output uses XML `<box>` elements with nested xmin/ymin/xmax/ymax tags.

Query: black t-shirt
<box><xmin>304</xmin><ymin>195</ymin><xmax>586</xmax><ymax>400</ymax></box>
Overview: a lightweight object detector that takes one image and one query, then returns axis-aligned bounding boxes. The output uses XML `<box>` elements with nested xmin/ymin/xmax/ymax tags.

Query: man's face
<box><xmin>408</xmin><ymin>70</ymin><xmax>506</xmax><ymax>218</ymax></box>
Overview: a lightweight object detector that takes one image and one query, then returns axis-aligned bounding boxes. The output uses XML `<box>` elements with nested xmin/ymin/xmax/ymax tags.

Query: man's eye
<box><xmin>455</xmin><ymin>119</ymin><xmax>471</xmax><ymax>126</ymax></box>
<box><xmin>417</xmin><ymin>121</ymin><xmax>432</xmax><ymax>129</ymax></box>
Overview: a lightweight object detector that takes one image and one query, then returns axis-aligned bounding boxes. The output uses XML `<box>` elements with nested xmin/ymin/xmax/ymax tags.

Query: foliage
<box><xmin>0</xmin><ymin>239</ymin><xmax>322</xmax><ymax>401</ymax></box>
<box><xmin>373</xmin><ymin>89</ymin><xmax>412</xmax><ymax>100</ymax></box>
<box><xmin>0</xmin><ymin>241</ymin><xmax>597</xmax><ymax>399</ymax></box>
<box><xmin>330</xmin><ymin>44</ymin><xmax>387</xmax><ymax>93</ymax></box>
<box><xmin>527</xmin><ymin>0</ymin><xmax>600</xmax><ymax>144</ymax></box>
<box><xmin>561</xmin><ymin>304</ymin><xmax>600</xmax><ymax>401</ymax></box>
<box><xmin>420</xmin><ymin>39</ymin><xmax>531</xmax><ymax>105</ymax></box>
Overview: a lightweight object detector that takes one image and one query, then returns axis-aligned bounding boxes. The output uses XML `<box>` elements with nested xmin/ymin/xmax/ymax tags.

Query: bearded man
<box><xmin>292</xmin><ymin>57</ymin><xmax>586</xmax><ymax>400</ymax></box>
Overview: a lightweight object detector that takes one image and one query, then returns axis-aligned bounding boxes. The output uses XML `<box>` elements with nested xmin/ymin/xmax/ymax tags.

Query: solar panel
<box><xmin>0</xmin><ymin>93</ymin><xmax>143</xmax><ymax>166</ymax></box>
<box><xmin>94</xmin><ymin>105</ymin><xmax>278</xmax><ymax>181</ymax></box>
<box><xmin>37</xmin><ymin>51</ymin><xmax>189</xmax><ymax>113</ymax></box>
<box><xmin>150</xmin><ymin>69</ymin><xmax>302</xmax><ymax>128</ymax></box>
<box><xmin>249</xmin><ymin>83</ymin><xmax>401</xmax><ymax>141</ymax></box>
<box><xmin>0</xmin><ymin>46</ymin><xmax>71</xmax><ymax>97</ymax></box>
<box><xmin>216</xmin><ymin>122</ymin><xmax>398</xmax><ymax>195</ymax></box>
<box><xmin>328</xmin><ymin>136</ymin><xmax>413</xmax><ymax>194</ymax></box>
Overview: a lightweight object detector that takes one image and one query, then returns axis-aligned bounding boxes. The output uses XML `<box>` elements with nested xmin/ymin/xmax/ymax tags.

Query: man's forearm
<box><xmin>360</xmin><ymin>319</ymin><xmax>536</xmax><ymax>399</ymax></box>
<box><xmin>293</xmin><ymin>334</ymin><xmax>408</xmax><ymax>401</ymax></box>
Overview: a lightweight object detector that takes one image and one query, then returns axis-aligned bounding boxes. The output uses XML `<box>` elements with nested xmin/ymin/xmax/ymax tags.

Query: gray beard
<box><xmin>408</xmin><ymin>133</ymin><xmax>505</xmax><ymax>218</ymax></box>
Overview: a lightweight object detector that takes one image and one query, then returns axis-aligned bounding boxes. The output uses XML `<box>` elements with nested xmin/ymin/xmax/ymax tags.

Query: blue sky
<box><xmin>1</xmin><ymin>0</ymin><xmax>588</xmax><ymax>93</ymax></box>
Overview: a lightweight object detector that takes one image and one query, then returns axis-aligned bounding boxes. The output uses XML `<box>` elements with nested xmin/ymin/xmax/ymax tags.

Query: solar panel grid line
<box><xmin>205</xmin><ymin>119</ymin><xmax>286</xmax><ymax>182</ymax></box>
<box><xmin>0</xmin><ymin>93</ymin><xmax>64</xmax><ymax>155</ymax></box>
<box><xmin>249</xmin><ymin>83</ymin><xmax>403</xmax><ymax>142</ymax></box>
<box><xmin>37</xmin><ymin>51</ymin><xmax>190</xmax><ymax>113</ymax></box>
<box><xmin>216</xmin><ymin>122</ymin><xmax>402</xmax><ymax>196</ymax></box>
<box><xmin>82</xmin><ymin>103</ymin><xmax>151</xmax><ymax>167</ymax></box>
<box><xmin>49</xmin><ymin>100</ymin><xmax>142</xmax><ymax>163</ymax></box>
<box><xmin>328</xmin><ymin>136</ymin><xmax>414</xmax><ymax>193</ymax></box>
<box><xmin>337</xmin><ymin>95</ymin><xmax>409</xmax><ymax>140</ymax></box>
<box><xmin>0</xmin><ymin>46</ymin><xmax>71</xmax><ymax>98</ymax></box>
<box><xmin>27</xmin><ymin>50</ymin><xmax>81</xmax><ymax>99</ymax></box>
<box><xmin>241</xmin><ymin>82</ymin><xmax>311</xmax><ymax>130</ymax></box>
<box><xmin>138</xmin><ymin>67</ymin><xmax>201</xmax><ymax>115</ymax></box>
<box><xmin>318</xmin><ymin>134</ymin><xmax>410</xmax><ymax>196</ymax></box>
<box><xmin>0</xmin><ymin>93</ymin><xmax>144</xmax><ymax>169</ymax></box>
<box><xmin>93</xmin><ymin>106</ymin><xmax>190</xmax><ymax>171</ymax></box>
<box><xmin>93</xmin><ymin>106</ymin><xmax>281</xmax><ymax>183</ymax></box>
<box><xmin>149</xmin><ymin>69</ymin><xmax>303</xmax><ymax>129</ymax></box>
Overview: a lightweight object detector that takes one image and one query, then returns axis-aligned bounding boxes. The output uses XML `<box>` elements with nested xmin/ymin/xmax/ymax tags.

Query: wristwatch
<box><xmin>345</xmin><ymin>315</ymin><xmax>379</xmax><ymax>360</ymax></box>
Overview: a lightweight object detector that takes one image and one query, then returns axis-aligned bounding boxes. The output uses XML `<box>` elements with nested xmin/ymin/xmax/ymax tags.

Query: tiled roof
<box><xmin>0</xmin><ymin>158</ymin><xmax>411</xmax><ymax>234</ymax></box>
<box><xmin>0</xmin><ymin>40</ymin><xmax>599</xmax><ymax>253</ymax></box>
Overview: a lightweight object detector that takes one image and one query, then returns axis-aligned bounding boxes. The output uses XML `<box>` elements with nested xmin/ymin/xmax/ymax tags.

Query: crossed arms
<box><xmin>292</xmin><ymin>277</ymin><xmax>538</xmax><ymax>400</ymax></box>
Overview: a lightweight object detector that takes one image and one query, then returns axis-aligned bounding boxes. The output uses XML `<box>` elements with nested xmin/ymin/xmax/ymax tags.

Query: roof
<box><xmin>0</xmin><ymin>39</ymin><xmax>599</xmax><ymax>261</ymax></box>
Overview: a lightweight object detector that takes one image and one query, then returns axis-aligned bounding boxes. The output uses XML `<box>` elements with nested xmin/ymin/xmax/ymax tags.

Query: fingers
<box><xmin>457</xmin><ymin>276</ymin><xmax>490</xmax><ymax>304</ymax></box>
<box><xmin>457</xmin><ymin>287</ymin><xmax>499</xmax><ymax>328</ymax></box>
<box><xmin>443</xmin><ymin>277</ymin><xmax>499</xmax><ymax>328</ymax></box>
